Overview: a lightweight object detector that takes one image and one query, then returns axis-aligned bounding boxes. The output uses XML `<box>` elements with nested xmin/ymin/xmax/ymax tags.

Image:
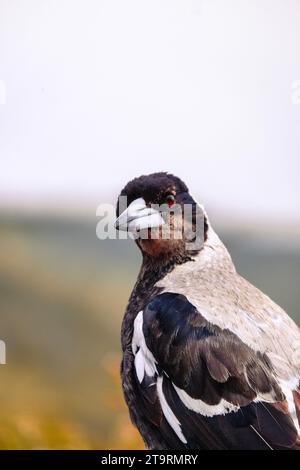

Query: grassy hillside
<box><xmin>0</xmin><ymin>212</ymin><xmax>299</xmax><ymax>449</ymax></box>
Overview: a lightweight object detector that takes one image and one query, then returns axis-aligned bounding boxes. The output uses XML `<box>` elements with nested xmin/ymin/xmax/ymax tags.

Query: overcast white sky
<box><xmin>0</xmin><ymin>0</ymin><xmax>300</xmax><ymax>221</ymax></box>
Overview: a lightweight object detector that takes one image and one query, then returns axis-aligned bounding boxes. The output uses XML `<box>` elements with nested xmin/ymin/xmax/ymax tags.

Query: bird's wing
<box><xmin>132</xmin><ymin>292</ymin><xmax>300</xmax><ymax>450</ymax></box>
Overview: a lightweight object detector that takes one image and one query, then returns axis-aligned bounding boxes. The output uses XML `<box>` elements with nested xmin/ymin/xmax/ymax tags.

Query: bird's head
<box><xmin>115</xmin><ymin>172</ymin><xmax>208</xmax><ymax>259</ymax></box>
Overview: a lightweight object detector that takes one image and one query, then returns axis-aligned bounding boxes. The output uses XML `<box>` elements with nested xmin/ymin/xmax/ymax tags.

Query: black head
<box><xmin>115</xmin><ymin>172</ymin><xmax>208</xmax><ymax>259</ymax></box>
<box><xmin>116</xmin><ymin>172</ymin><xmax>189</xmax><ymax>216</ymax></box>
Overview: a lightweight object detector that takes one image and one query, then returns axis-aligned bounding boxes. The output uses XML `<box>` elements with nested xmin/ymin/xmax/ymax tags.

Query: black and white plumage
<box><xmin>115</xmin><ymin>172</ymin><xmax>300</xmax><ymax>450</ymax></box>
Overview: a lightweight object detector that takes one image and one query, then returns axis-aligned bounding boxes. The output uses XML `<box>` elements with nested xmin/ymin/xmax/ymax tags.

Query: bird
<box><xmin>114</xmin><ymin>172</ymin><xmax>300</xmax><ymax>450</ymax></box>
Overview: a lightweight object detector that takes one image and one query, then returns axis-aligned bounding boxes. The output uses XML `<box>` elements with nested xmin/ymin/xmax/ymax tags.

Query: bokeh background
<box><xmin>0</xmin><ymin>0</ymin><xmax>300</xmax><ymax>449</ymax></box>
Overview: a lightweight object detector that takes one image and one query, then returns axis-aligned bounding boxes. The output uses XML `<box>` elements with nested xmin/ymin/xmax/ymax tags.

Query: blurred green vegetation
<box><xmin>0</xmin><ymin>211</ymin><xmax>299</xmax><ymax>449</ymax></box>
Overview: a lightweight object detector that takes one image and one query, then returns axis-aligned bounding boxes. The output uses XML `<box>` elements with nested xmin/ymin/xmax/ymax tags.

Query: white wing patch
<box><xmin>132</xmin><ymin>311</ymin><xmax>239</xmax><ymax>425</ymax></box>
<box><xmin>157</xmin><ymin>377</ymin><xmax>187</xmax><ymax>444</ymax></box>
<box><xmin>280</xmin><ymin>380</ymin><xmax>300</xmax><ymax>435</ymax></box>
<box><xmin>132</xmin><ymin>312</ymin><xmax>187</xmax><ymax>443</ymax></box>
<box><xmin>132</xmin><ymin>311</ymin><xmax>158</xmax><ymax>383</ymax></box>
<box><xmin>173</xmin><ymin>383</ymin><xmax>240</xmax><ymax>417</ymax></box>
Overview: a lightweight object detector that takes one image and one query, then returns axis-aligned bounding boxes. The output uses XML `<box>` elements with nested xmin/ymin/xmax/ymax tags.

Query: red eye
<box><xmin>165</xmin><ymin>194</ymin><xmax>176</xmax><ymax>207</ymax></box>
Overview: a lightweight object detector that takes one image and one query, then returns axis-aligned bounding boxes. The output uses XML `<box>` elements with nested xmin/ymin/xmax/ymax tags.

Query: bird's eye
<box><xmin>165</xmin><ymin>194</ymin><xmax>176</xmax><ymax>207</ymax></box>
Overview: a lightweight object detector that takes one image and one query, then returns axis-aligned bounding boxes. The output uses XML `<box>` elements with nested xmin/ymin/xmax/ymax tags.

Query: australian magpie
<box><xmin>115</xmin><ymin>172</ymin><xmax>300</xmax><ymax>450</ymax></box>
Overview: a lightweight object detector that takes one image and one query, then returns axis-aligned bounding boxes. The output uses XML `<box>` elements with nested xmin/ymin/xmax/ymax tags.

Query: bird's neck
<box><xmin>121</xmin><ymin>221</ymin><xmax>234</xmax><ymax>351</ymax></box>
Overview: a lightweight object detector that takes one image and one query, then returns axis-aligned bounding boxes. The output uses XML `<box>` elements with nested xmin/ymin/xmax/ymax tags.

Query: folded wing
<box><xmin>132</xmin><ymin>292</ymin><xmax>300</xmax><ymax>450</ymax></box>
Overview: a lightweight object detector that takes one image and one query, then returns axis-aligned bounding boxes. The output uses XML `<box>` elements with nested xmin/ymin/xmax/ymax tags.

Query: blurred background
<box><xmin>0</xmin><ymin>0</ymin><xmax>300</xmax><ymax>449</ymax></box>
